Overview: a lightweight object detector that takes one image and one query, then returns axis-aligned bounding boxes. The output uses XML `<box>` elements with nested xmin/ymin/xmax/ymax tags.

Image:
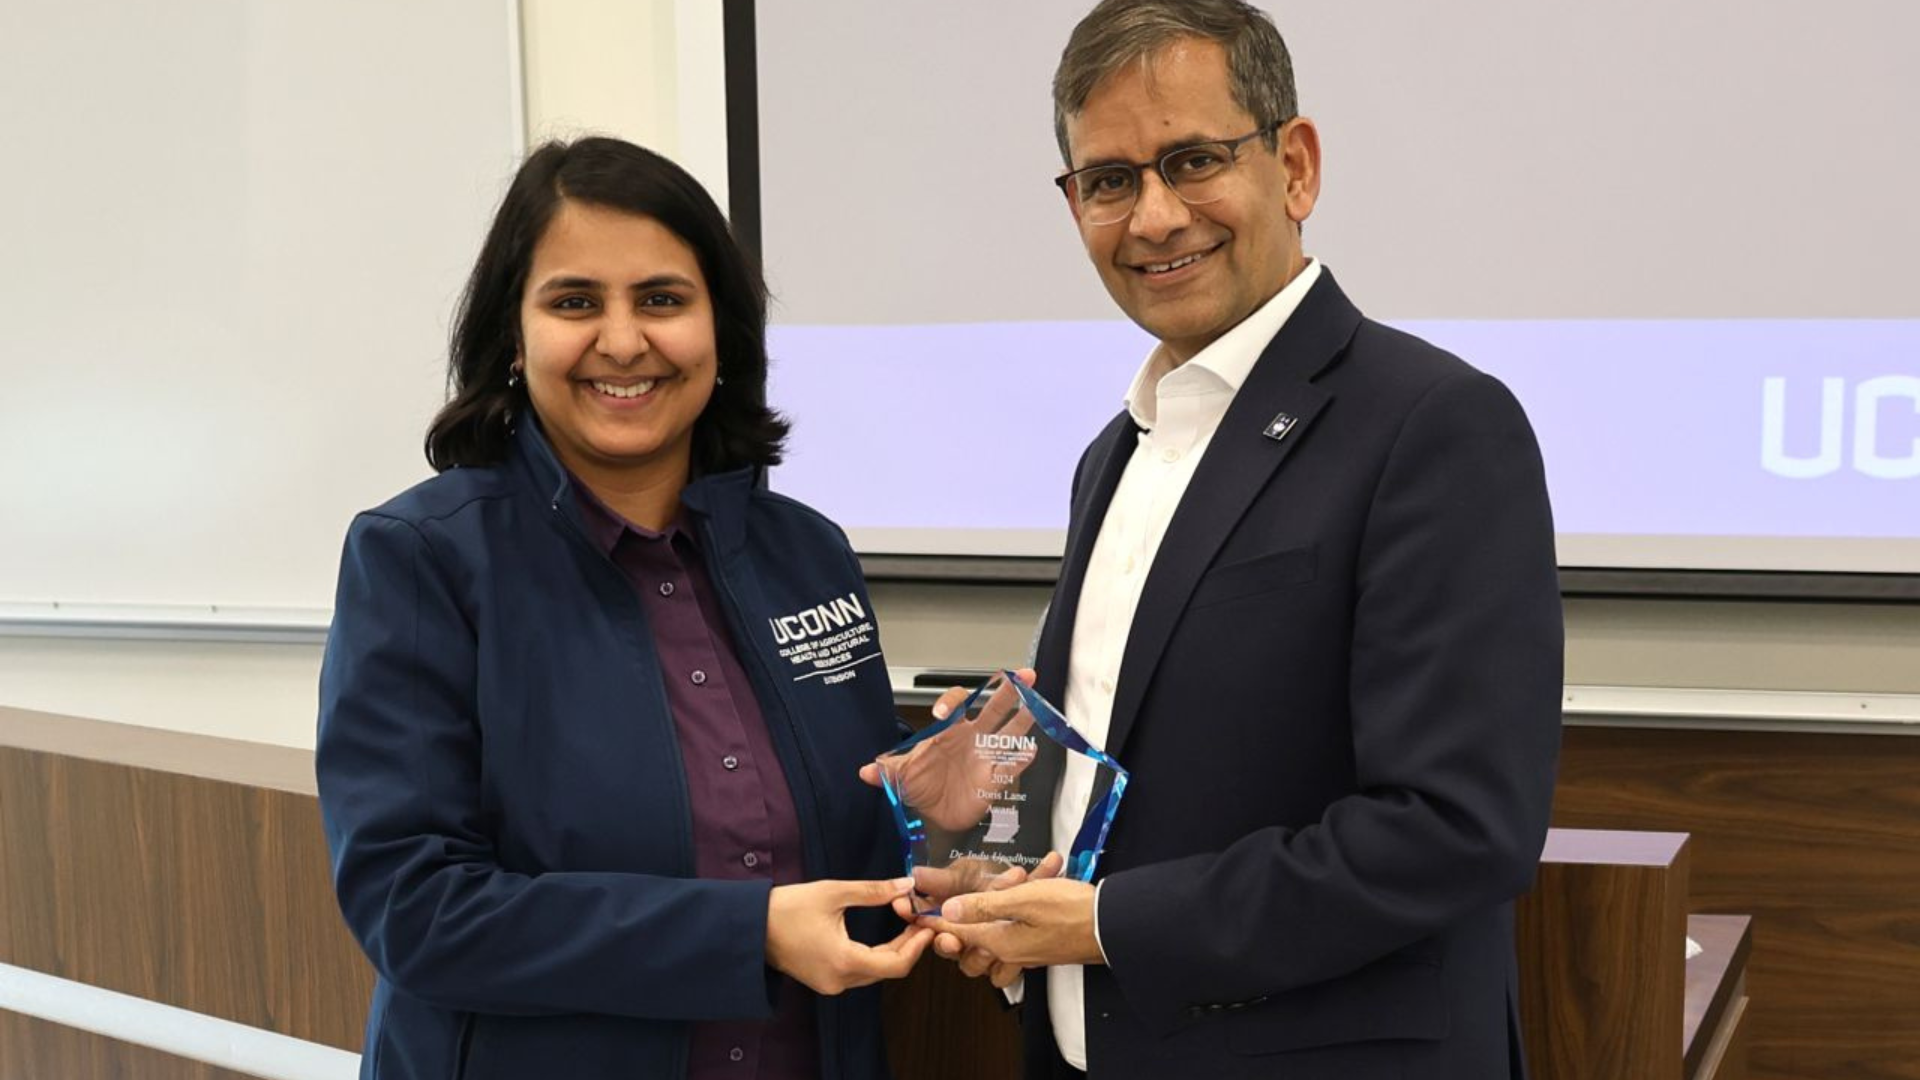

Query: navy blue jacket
<box><xmin>317</xmin><ymin>422</ymin><xmax>902</xmax><ymax>1080</ymax></box>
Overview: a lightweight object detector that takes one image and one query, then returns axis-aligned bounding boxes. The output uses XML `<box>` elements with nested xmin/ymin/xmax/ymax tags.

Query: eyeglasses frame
<box><xmin>1052</xmin><ymin>121</ymin><xmax>1287</xmax><ymax>224</ymax></box>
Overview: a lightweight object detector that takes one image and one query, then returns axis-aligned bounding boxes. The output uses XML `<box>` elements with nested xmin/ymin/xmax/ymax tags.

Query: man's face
<box><xmin>1062</xmin><ymin>39</ymin><xmax>1318</xmax><ymax>363</ymax></box>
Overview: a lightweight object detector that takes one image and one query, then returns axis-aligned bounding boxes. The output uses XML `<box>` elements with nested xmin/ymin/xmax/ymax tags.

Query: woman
<box><xmin>317</xmin><ymin>137</ymin><xmax>929</xmax><ymax>1080</ymax></box>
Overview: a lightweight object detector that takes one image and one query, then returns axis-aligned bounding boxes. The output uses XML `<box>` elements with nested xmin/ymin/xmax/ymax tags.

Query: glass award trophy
<box><xmin>875</xmin><ymin>671</ymin><xmax>1129</xmax><ymax>912</ymax></box>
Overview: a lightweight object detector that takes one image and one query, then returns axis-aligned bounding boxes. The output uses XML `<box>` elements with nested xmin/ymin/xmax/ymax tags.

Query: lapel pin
<box><xmin>1263</xmin><ymin>412</ymin><xmax>1298</xmax><ymax>442</ymax></box>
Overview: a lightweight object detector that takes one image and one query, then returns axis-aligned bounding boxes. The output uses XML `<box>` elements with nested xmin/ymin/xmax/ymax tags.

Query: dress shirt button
<box><xmin>742</xmin><ymin>852</ymin><xmax>759</xmax><ymax>868</ymax></box>
<box><xmin>722</xmin><ymin>754</ymin><xmax>740</xmax><ymax>771</ymax></box>
<box><xmin>1160</xmin><ymin>447</ymin><xmax>1180</xmax><ymax>463</ymax></box>
<box><xmin>729</xmin><ymin>1047</ymin><xmax>745</xmax><ymax>1062</ymax></box>
<box><xmin>691</xmin><ymin>669</ymin><xmax>708</xmax><ymax>685</ymax></box>
<box><xmin>658</xmin><ymin>581</ymin><xmax>675</xmax><ymax>597</ymax></box>
<box><xmin>1121</xmin><ymin>554</ymin><xmax>1136</xmax><ymax>574</ymax></box>
<box><xmin>1100</xmin><ymin>678</ymin><xmax>1115</xmax><ymax>695</ymax></box>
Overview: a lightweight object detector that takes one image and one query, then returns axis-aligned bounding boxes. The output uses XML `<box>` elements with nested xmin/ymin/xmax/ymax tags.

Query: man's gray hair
<box><xmin>1052</xmin><ymin>0</ymin><xmax>1298</xmax><ymax>165</ymax></box>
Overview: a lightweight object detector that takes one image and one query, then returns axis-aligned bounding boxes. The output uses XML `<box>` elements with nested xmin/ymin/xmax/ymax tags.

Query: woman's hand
<box><xmin>765</xmin><ymin>878</ymin><xmax>934</xmax><ymax>995</ymax></box>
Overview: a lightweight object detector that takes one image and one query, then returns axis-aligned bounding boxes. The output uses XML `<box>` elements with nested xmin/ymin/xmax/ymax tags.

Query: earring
<box><xmin>715</xmin><ymin>374</ymin><xmax>727</xmax><ymax>387</ymax></box>
<box><xmin>507</xmin><ymin>363</ymin><xmax>524</xmax><ymax>389</ymax></box>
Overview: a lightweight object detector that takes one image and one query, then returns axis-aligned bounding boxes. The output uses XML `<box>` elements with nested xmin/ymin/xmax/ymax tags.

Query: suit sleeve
<box><xmin>1097</xmin><ymin>370</ymin><xmax>1564</xmax><ymax>1024</ymax></box>
<box><xmin>316</xmin><ymin>512</ymin><xmax>779</xmax><ymax>1020</ymax></box>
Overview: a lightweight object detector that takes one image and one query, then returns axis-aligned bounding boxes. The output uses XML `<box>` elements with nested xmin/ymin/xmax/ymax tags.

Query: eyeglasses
<box><xmin>1053</xmin><ymin>123</ymin><xmax>1282</xmax><ymax>226</ymax></box>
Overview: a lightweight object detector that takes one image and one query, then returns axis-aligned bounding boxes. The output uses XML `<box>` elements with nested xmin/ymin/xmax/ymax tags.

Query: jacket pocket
<box><xmin>1188</xmin><ymin>544</ymin><xmax>1317</xmax><ymax>612</ymax></box>
<box><xmin>1222</xmin><ymin>956</ymin><xmax>1449</xmax><ymax>1056</ymax></box>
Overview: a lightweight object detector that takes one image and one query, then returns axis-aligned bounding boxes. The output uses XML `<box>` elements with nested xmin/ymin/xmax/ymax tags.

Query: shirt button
<box><xmin>729</xmin><ymin>1047</ymin><xmax>745</xmax><ymax>1062</ymax></box>
<box><xmin>1100</xmin><ymin>678</ymin><xmax>1115</xmax><ymax>695</ymax></box>
<box><xmin>691</xmin><ymin>670</ymin><xmax>708</xmax><ymax>685</ymax></box>
<box><xmin>1121</xmin><ymin>554</ymin><xmax>1136</xmax><ymax>574</ymax></box>
<box><xmin>658</xmin><ymin>581</ymin><xmax>675</xmax><ymax>597</ymax></box>
<box><xmin>1160</xmin><ymin>447</ymin><xmax>1180</xmax><ymax>463</ymax></box>
<box><xmin>742</xmin><ymin>852</ymin><xmax>759</xmax><ymax>868</ymax></box>
<box><xmin>722</xmin><ymin>754</ymin><xmax>740</xmax><ymax>770</ymax></box>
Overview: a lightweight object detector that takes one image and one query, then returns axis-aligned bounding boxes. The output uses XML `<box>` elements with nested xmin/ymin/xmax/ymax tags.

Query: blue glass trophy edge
<box><xmin>1001</xmin><ymin>675</ymin><xmax>1130</xmax><ymax>884</ymax></box>
<box><xmin>876</xmin><ymin>677</ymin><xmax>1000</xmax><ymax>878</ymax></box>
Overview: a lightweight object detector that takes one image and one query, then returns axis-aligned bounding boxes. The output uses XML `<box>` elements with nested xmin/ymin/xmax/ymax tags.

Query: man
<box><xmin>925</xmin><ymin>2</ymin><xmax>1564</xmax><ymax>1077</ymax></box>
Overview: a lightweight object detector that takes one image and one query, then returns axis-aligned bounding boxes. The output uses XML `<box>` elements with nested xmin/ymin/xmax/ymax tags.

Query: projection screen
<box><xmin>748</xmin><ymin>1</ymin><xmax>1918</xmax><ymax>578</ymax></box>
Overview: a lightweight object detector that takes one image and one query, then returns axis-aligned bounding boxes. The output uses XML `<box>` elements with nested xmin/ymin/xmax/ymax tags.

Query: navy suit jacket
<box><xmin>1024</xmin><ymin>271</ymin><xmax>1563</xmax><ymax>1079</ymax></box>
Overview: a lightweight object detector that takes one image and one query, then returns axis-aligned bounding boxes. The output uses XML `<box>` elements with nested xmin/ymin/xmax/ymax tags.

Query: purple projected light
<box><xmin>768</xmin><ymin>320</ymin><xmax>1920</xmax><ymax>548</ymax></box>
<box><xmin>767</xmin><ymin>321</ymin><xmax>1152</xmax><ymax>535</ymax></box>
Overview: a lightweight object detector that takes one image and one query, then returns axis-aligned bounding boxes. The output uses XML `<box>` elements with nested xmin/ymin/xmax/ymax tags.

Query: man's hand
<box><xmin>931</xmin><ymin>851</ymin><xmax>1065</xmax><ymax>988</ymax></box>
<box><xmin>856</xmin><ymin>668</ymin><xmax>1039</xmax><ymax>791</ymax></box>
<box><xmin>857</xmin><ymin>669</ymin><xmax>1041</xmax><ymax>833</ymax></box>
<box><xmin>923</xmin><ymin>876</ymin><xmax>1104</xmax><ymax>969</ymax></box>
<box><xmin>766</xmin><ymin>878</ymin><xmax>934</xmax><ymax>995</ymax></box>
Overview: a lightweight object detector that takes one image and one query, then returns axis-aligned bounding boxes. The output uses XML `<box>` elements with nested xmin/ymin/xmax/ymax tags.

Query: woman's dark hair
<box><xmin>425</xmin><ymin>137</ymin><xmax>788</xmax><ymax>473</ymax></box>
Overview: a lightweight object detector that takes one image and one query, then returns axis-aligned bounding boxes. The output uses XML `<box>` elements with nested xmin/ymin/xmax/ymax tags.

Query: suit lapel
<box><xmin>1036</xmin><ymin>409</ymin><xmax>1138</xmax><ymax>706</ymax></box>
<box><xmin>1103</xmin><ymin>271</ymin><xmax>1364</xmax><ymax>761</ymax></box>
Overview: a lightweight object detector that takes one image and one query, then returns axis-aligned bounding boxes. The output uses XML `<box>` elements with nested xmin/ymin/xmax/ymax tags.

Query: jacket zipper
<box><xmin>695</xmin><ymin>516</ymin><xmax>845</xmax><ymax>1079</ymax></box>
<box><xmin>544</xmin><ymin>495</ymin><xmax>698</xmax><ymax>1079</ymax></box>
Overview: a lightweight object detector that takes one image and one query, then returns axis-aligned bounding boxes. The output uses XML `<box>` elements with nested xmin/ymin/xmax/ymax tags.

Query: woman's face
<box><xmin>518</xmin><ymin>200</ymin><xmax>718</xmax><ymax>490</ymax></box>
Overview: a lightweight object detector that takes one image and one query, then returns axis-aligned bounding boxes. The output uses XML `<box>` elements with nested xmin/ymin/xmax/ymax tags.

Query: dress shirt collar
<box><xmin>569</xmin><ymin>475</ymin><xmax>685</xmax><ymax>557</ymax></box>
<box><xmin>1123</xmin><ymin>258</ymin><xmax>1324</xmax><ymax>431</ymax></box>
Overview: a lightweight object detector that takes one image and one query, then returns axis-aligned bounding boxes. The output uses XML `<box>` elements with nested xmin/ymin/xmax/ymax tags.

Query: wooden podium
<box><xmin>0</xmin><ymin>707</ymin><xmax>1747</xmax><ymax>1077</ymax></box>
<box><xmin>1516</xmin><ymin>829</ymin><xmax>1750</xmax><ymax>1080</ymax></box>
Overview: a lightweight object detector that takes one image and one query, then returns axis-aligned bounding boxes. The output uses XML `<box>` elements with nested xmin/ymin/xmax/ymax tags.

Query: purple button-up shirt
<box><xmin>574</xmin><ymin>485</ymin><xmax>819</xmax><ymax>1080</ymax></box>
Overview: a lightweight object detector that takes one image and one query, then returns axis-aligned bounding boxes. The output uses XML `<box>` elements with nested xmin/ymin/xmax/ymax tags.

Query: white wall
<box><xmin>518</xmin><ymin>0</ymin><xmax>730</xmax><ymax>206</ymax></box>
<box><xmin>0</xmin><ymin>636</ymin><xmax>332</xmax><ymax>745</ymax></box>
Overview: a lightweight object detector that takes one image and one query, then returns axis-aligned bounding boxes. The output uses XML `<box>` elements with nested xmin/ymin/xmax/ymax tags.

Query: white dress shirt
<box><xmin>1049</xmin><ymin>260</ymin><xmax>1323</xmax><ymax>1070</ymax></box>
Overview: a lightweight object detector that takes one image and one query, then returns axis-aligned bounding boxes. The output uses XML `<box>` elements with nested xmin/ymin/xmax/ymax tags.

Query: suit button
<box><xmin>722</xmin><ymin>755</ymin><xmax>739</xmax><ymax>770</ymax></box>
<box><xmin>728</xmin><ymin>1047</ymin><xmax>744</xmax><ymax>1062</ymax></box>
<box><xmin>742</xmin><ymin>852</ymin><xmax>759</xmax><ymax>868</ymax></box>
<box><xmin>659</xmin><ymin>581</ymin><xmax>676</xmax><ymax>597</ymax></box>
<box><xmin>691</xmin><ymin>670</ymin><xmax>708</xmax><ymax>685</ymax></box>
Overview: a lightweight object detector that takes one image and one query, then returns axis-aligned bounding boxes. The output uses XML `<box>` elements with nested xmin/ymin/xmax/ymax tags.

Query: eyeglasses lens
<box><xmin>1072</xmin><ymin>142</ymin><xmax>1236</xmax><ymax>226</ymax></box>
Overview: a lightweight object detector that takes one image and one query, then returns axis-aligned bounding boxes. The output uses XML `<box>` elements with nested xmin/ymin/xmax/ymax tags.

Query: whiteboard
<box><xmin>0</xmin><ymin>1</ymin><xmax>523</xmax><ymax>616</ymax></box>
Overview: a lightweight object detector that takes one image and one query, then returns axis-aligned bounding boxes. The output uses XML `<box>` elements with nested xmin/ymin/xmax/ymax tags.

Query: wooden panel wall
<box><xmin>0</xmin><ymin>1010</ymin><xmax>262</xmax><ymax>1080</ymax></box>
<box><xmin>0</xmin><ymin>730</ymin><xmax>375</xmax><ymax>1057</ymax></box>
<box><xmin>1554</xmin><ymin>725</ymin><xmax>1920</xmax><ymax>1080</ymax></box>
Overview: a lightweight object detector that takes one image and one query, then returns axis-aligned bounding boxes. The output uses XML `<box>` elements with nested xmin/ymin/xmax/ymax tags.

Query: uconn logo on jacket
<box><xmin>770</xmin><ymin>593</ymin><xmax>881</xmax><ymax>685</ymax></box>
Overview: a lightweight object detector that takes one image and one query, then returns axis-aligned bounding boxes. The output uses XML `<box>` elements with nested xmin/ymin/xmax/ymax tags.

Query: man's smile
<box><xmin>1128</xmin><ymin>241</ymin><xmax>1224</xmax><ymax>280</ymax></box>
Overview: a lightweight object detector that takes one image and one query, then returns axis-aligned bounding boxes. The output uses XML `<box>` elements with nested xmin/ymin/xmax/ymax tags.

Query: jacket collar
<box><xmin>508</xmin><ymin>418</ymin><xmax>755</xmax><ymax>559</ymax></box>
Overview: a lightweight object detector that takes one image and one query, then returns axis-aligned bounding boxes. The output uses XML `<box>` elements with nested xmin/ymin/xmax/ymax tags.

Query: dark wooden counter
<box><xmin>1686</xmin><ymin>914</ymin><xmax>1753</xmax><ymax>1080</ymax></box>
